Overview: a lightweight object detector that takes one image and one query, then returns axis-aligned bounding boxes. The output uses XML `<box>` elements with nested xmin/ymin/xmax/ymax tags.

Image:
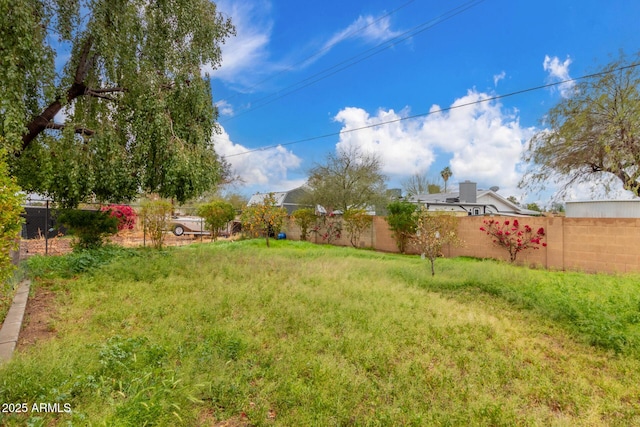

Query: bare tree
<box><xmin>402</xmin><ymin>173</ymin><xmax>441</xmax><ymax>196</ymax></box>
<box><xmin>306</xmin><ymin>146</ymin><xmax>388</xmax><ymax>213</ymax></box>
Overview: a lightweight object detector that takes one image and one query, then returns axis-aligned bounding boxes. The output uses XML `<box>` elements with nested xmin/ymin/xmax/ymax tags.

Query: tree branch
<box><xmin>47</xmin><ymin>122</ymin><xmax>95</xmax><ymax>137</ymax></box>
<box><xmin>74</xmin><ymin>36</ymin><xmax>94</xmax><ymax>84</ymax></box>
<box><xmin>87</xmin><ymin>87</ymin><xmax>126</xmax><ymax>94</ymax></box>
<box><xmin>85</xmin><ymin>89</ymin><xmax>119</xmax><ymax>101</ymax></box>
<box><xmin>20</xmin><ymin>37</ymin><xmax>94</xmax><ymax>153</ymax></box>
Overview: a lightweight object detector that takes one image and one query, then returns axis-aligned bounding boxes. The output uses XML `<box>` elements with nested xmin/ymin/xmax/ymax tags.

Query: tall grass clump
<box><xmin>25</xmin><ymin>245</ymin><xmax>139</xmax><ymax>279</ymax></box>
<box><xmin>393</xmin><ymin>256</ymin><xmax>640</xmax><ymax>355</ymax></box>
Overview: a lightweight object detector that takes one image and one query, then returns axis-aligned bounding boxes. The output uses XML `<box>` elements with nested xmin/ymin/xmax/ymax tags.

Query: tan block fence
<box><xmin>285</xmin><ymin>215</ymin><xmax>640</xmax><ymax>274</ymax></box>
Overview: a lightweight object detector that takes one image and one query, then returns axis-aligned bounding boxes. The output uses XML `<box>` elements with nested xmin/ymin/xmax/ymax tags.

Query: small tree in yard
<box><xmin>241</xmin><ymin>193</ymin><xmax>287</xmax><ymax>247</ymax></box>
<box><xmin>480</xmin><ymin>218</ymin><xmax>546</xmax><ymax>263</ymax></box>
<box><xmin>343</xmin><ymin>208</ymin><xmax>372</xmax><ymax>248</ymax></box>
<box><xmin>292</xmin><ymin>208</ymin><xmax>317</xmax><ymax>241</ymax></box>
<box><xmin>410</xmin><ymin>207</ymin><xmax>462</xmax><ymax>276</ymax></box>
<box><xmin>386</xmin><ymin>200</ymin><xmax>417</xmax><ymax>253</ymax></box>
<box><xmin>197</xmin><ymin>200</ymin><xmax>236</xmax><ymax>241</ymax></box>
<box><xmin>140</xmin><ymin>199</ymin><xmax>173</xmax><ymax>249</ymax></box>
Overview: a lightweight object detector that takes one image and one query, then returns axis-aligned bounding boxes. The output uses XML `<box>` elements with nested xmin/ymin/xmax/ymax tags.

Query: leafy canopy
<box><xmin>386</xmin><ymin>200</ymin><xmax>417</xmax><ymax>253</ymax></box>
<box><xmin>521</xmin><ymin>52</ymin><xmax>640</xmax><ymax>197</ymax></box>
<box><xmin>197</xmin><ymin>200</ymin><xmax>235</xmax><ymax>241</ymax></box>
<box><xmin>2</xmin><ymin>0</ymin><xmax>235</xmax><ymax>208</ymax></box>
<box><xmin>0</xmin><ymin>152</ymin><xmax>24</xmax><ymax>283</ymax></box>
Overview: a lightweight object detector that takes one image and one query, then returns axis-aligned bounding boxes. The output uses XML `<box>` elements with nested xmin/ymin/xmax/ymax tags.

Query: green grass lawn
<box><xmin>2</xmin><ymin>240</ymin><xmax>640</xmax><ymax>426</ymax></box>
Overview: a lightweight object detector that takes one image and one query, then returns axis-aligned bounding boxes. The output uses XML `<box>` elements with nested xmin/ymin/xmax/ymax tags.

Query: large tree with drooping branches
<box><xmin>520</xmin><ymin>52</ymin><xmax>640</xmax><ymax>197</ymax></box>
<box><xmin>1</xmin><ymin>0</ymin><xmax>235</xmax><ymax>207</ymax></box>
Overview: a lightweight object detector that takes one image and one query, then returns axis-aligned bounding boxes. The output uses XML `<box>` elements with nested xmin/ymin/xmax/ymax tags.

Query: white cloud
<box><xmin>208</xmin><ymin>3</ymin><xmax>403</xmax><ymax>85</ymax></box>
<box><xmin>334</xmin><ymin>90</ymin><xmax>535</xmax><ymax>196</ymax></box>
<box><xmin>205</xmin><ymin>1</ymin><xmax>274</xmax><ymax>87</ymax></box>
<box><xmin>215</xmin><ymin>100</ymin><xmax>234</xmax><ymax>117</ymax></box>
<box><xmin>326</xmin><ymin>15</ymin><xmax>402</xmax><ymax>48</ymax></box>
<box><xmin>296</xmin><ymin>14</ymin><xmax>403</xmax><ymax>69</ymax></box>
<box><xmin>334</xmin><ymin>107</ymin><xmax>436</xmax><ymax>176</ymax></box>
<box><xmin>493</xmin><ymin>71</ymin><xmax>506</xmax><ymax>87</ymax></box>
<box><xmin>212</xmin><ymin>126</ymin><xmax>304</xmax><ymax>191</ymax></box>
<box><xmin>543</xmin><ymin>55</ymin><xmax>575</xmax><ymax>98</ymax></box>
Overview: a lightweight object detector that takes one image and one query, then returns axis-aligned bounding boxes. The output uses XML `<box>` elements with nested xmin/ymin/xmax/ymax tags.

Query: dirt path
<box><xmin>16</xmin><ymin>286</ymin><xmax>58</xmax><ymax>352</ymax></box>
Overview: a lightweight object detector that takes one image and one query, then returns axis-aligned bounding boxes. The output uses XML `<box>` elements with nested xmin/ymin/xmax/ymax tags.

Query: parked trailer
<box><xmin>169</xmin><ymin>216</ymin><xmax>211</xmax><ymax>236</ymax></box>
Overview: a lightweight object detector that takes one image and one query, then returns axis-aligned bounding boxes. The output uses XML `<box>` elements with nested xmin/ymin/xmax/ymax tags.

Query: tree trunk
<box><xmin>21</xmin><ymin>82</ymin><xmax>87</xmax><ymax>152</ymax></box>
<box><xmin>21</xmin><ymin>37</ymin><xmax>93</xmax><ymax>153</ymax></box>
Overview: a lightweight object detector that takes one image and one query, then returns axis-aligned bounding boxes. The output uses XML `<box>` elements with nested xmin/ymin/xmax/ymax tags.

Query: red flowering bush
<box><xmin>480</xmin><ymin>218</ymin><xmax>546</xmax><ymax>263</ymax></box>
<box><xmin>312</xmin><ymin>212</ymin><xmax>342</xmax><ymax>244</ymax></box>
<box><xmin>101</xmin><ymin>204</ymin><xmax>137</xmax><ymax>231</ymax></box>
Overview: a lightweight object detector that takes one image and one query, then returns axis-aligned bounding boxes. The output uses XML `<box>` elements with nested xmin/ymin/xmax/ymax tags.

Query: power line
<box><xmin>220</xmin><ymin>0</ymin><xmax>418</xmax><ymax>105</ymax></box>
<box><xmin>220</xmin><ymin>0</ymin><xmax>485</xmax><ymax>123</ymax></box>
<box><xmin>221</xmin><ymin>62</ymin><xmax>640</xmax><ymax>158</ymax></box>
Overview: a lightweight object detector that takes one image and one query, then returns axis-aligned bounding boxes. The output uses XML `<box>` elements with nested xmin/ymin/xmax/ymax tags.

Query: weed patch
<box><xmin>25</xmin><ymin>245</ymin><xmax>139</xmax><ymax>280</ymax></box>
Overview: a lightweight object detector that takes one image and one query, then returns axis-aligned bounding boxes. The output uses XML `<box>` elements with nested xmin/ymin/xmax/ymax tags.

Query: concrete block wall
<box><xmin>284</xmin><ymin>215</ymin><xmax>640</xmax><ymax>274</ymax></box>
<box><xmin>372</xmin><ymin>216</ymin><xmax>399</xmax><ymax>253</ymax></box>
<box><xmin>448</xmin><ymin>216</ymin><xmax>549</xmax><ymax>267</ymax></box>
<box><xmin>561</xmin><ymin>218</ymin><xmax>640</xmax><ymax>273</ymax></box>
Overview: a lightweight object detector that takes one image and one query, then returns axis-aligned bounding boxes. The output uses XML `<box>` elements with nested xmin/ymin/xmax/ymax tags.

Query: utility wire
<box><xmin>220</xmin><ymin>0</ymin><xmax>485</xmax><ymax>123</ymax></box>
<box><xmin>221</xmin><ymin>62</ymin><xmax>640</xmax><ymax>158</ymax></box>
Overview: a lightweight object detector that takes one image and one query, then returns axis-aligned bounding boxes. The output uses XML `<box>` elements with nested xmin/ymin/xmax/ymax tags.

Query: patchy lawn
<box><xmin>2</xmin><ymin>240</ymin><xmax>640</xmax><ymax>426</ymax></box>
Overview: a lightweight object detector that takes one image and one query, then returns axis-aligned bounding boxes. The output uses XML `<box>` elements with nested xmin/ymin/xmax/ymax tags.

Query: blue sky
<box><xmin>208</xmin><ymin>0</ymin><xmax>640</xmax><ymax>204</ymax></box>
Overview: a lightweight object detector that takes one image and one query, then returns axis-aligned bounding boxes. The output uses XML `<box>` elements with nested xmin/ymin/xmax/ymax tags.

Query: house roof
<box><xmin>409</xmin><ymin>190</ymin><xmax>540</xmax><ymax>216</ymax></box>
<box><xmin>247</xmin><ymin>191</ymin><xmax>288</xmax><ymax>206</ymax></box>
<box><xmin>247</xmin><ymin>186</ymin><xmax>311</xmax><ymax>214</ymax></box>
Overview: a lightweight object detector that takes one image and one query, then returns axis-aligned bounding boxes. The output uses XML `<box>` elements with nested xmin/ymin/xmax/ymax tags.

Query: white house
<box><xmin>407</xmin><ymin>181</ymin><xmax>540</xmax><ymax>216</ymax></box>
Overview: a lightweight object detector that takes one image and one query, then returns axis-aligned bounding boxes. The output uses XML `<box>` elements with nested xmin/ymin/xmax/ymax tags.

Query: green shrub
<box><xmin>0</xmin><ymin>154</ymin><xmax>24</xmax><ymax>285</ymax></box>
<box><xmin>140</xmin><ymin>199</ymin><xmax>173</xmax><ymax>249</ymax></box>
<box><xmin>292</xmin><ymin>208</ymin><xmax>317</xmax><ymax>241</ymax></box>
<box><xmin>386</xmin><ymin>200</ymin><xmax>417</xmax><ymax>253</ymax></box>
<box><xmin>57</xmin><ymin>209</ymin><xmax>119</xmax><ymax>250</ymax></box>
<box><xmin>25</xmin><ymin>245</ymin><xmax>137</xmax><ymax>279</ymax></box>
<box><xmin>197</xmin><ymin>200</ymin><xmax>235</xmax><ymax>241</ymax></box>
<box><xmin>343</xmin><ymin>208</ymin><xmax>372</xmax><ymax>248</ymax></box>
